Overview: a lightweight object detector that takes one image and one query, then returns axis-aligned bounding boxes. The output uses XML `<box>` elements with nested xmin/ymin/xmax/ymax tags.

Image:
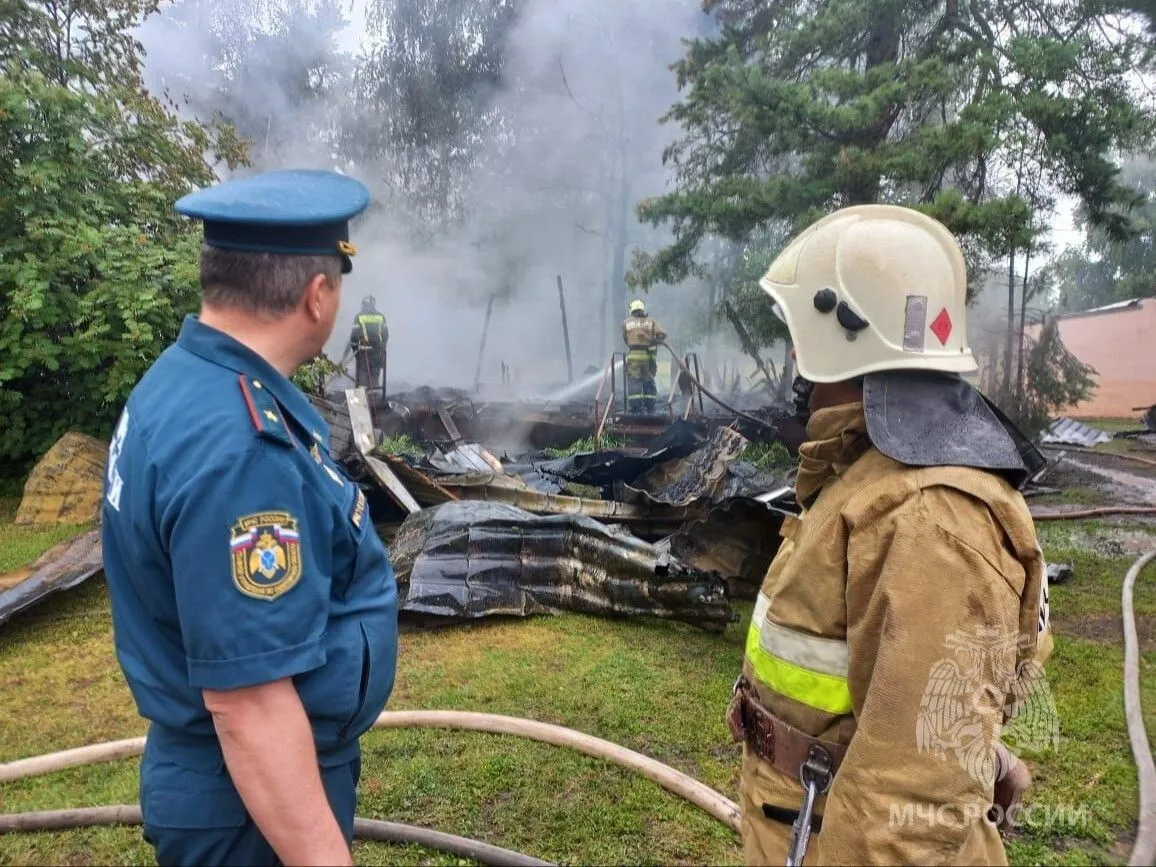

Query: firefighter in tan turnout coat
<box><xmin>729</xmin><ymin>205</ymin><xmax>1054</xmax><ymax>865</ymax></box>
<box><xmin>622</xmin><ymin>299</ymin><xmax>666</xmax><ymax>413</ymax></box>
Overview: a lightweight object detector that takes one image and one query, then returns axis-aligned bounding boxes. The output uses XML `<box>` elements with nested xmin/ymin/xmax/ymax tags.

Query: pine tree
<box><xmin>630</xmin><ymin>0</ymin><xmax>1153</xmax><ymax>327</ymax></box>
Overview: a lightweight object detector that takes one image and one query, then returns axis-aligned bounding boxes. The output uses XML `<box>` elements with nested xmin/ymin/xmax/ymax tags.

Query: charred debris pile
<box><xmin>314</xmin><ymin>387</ymin><xmax>800</xmax><ymax>632</ymax></box>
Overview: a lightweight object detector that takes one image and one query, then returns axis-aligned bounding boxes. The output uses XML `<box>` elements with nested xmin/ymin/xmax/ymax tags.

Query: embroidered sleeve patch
<box><xmin>229</xmin><ymin>511</ymin><xmax>303</xmax><ymax>600</ymax></box>
<box><xmin>350</xmin><ymin>488</ymin><xmax>367</xmax><ymax>530</ymax></box>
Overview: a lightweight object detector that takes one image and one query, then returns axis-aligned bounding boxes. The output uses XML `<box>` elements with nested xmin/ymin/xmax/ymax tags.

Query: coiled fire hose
<box><xmin>0</xmin><ymin>710</ymin><xmax>741</xmax><ymax>865</ymax></box>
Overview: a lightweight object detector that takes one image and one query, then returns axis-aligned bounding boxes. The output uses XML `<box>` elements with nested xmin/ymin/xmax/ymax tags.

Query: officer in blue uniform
<box><xmin>101</xmin><ymin>169</ymin><xmax>398</xmax><ymax>867</ymax></box>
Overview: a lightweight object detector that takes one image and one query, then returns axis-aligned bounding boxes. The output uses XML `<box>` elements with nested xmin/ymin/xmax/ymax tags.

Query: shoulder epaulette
<box><xmin>238</xmin><ymin>375</ymin><xmax>297</xmax><ymax>448</ymax></box>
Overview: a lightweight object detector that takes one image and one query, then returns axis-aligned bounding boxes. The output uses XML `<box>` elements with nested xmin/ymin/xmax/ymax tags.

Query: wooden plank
<box><xmin>345</xmin><ymin>389</ymin><xmax>379</xmax><ymax>456</ymax></box>
<box><xmin>363</xmin><ymin>455</ymin><xmax>422</xmax><ymax>515</ymax></box>
<box><xmin>442</xmin><ymin>444</ymin><xmax>504</xmax><ymax>474</ymax></box>
<box><xmin>435</xmin><ymin>408</ymin><xmax>464</xmax><ymax>443</ymax></box>
<box><xmin>345</xmin><ymin>388</ymin><xmax>421</xmax><ymax>515</ymax></box>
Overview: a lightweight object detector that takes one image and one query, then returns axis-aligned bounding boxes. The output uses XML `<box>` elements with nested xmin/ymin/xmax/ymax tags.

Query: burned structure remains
<box><xmin>309</xmin><ymin>382</ymin><xmax>798</xmax><ymax>630</ymax></box>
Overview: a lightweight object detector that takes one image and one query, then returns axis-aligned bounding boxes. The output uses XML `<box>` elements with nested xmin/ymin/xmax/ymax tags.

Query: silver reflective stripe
<box><xmin>758</xmin><ymin>615</ymin><xmax>849</xmax><ymax>678</ymax></box>
<box><xmin>903</xmin><ymin>294</ymin><xmax>928</xmax><ymax>352</ymax></box>
<box><xmin>752</xmin><ymin>591</ymin><xmax>772</xmax><ymax>630</ymax></box>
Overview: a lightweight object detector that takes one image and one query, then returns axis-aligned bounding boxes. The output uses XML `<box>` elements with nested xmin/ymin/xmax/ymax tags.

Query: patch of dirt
<box><xmin>1039</xmin><ymin>523</ymin><xmax>1156</xmax><ymax>558</ymax></box>
<box><xmin>1068</xmin><ymin>527</ymin><xmax>1156</xmax><ymax>557</ymax></box>
<box><xmin>1052</xmin><ymin>613</ymin><xmax>1156</xmax><ymax>652</ymax></box>
<box><xmin>1108</xmin><ymin>839</ymin><xmax>1136</xmax><ymax>863</ymax></box>
<box><xmin>1042</xmin><ymin>450</ymin><xmax>1156</xmax><ymax>506</ymax></box>
<box><xmin>479</xmin><ymin>789</ymin><xmax>514</xmax><ymax>829</ymax></box>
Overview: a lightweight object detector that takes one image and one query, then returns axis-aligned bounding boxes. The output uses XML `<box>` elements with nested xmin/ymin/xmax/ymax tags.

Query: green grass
<box><xmin>1077</xmin><ymin>418</ymin><xmax>1145</xmax><ymax>434</ymax></box>
<box><xmin>1031</xmin><ymin>487</ymin><xmax>1110</xmax><ymax>508</ymax></box>
<box><xmin>375</xmin><ymin>434</ymin><xmax>424</xmax><ymax>458</ymax></box>
<box><xmin>737</xmin><ymin>441</ymin><xmax>795</xmax><ymax>474</ymax></box>
<box><xmin>541</xmin><ymin>434</ymin><xmax>626</xmax><ymax>457</ymax></box>
<box><xmin>0</xmin><ymin>575</ymin><xmax>748</xmax><ymax>866</ymax></box>
<box><xmin>1095</xmin><ymin>439</ymin><xmax>1147</xmax><ymax>457</ymax></box>
<box><xmin>1</xmin><ymin>504</ymin><xmax>1154</xmax><ymax>864</ymax></box>
<box><xmin>0</xmin><ymin>498</ymin><xmax>89</xmax><ymax>573</ymax></box>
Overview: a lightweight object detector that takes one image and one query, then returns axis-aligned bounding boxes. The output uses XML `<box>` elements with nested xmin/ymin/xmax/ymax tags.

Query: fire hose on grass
<box><xmin>0</xmin><ymin>710</ymin><xmax>741</xmax><ymax>866</ymax></box>
<box><xmin>2</xmin><ymin>550</ymin><xmax>1153</xmax><ymax>863</ymax></box>
<box><xmin>1123</xmin><ymin>550</ymin><xmax>1156</xmax><ymax>867</ymax></box>
<box><xmin>0</xmin><ymin>806</ymin><xmax>550</xmax><ymax>867</ymax></box>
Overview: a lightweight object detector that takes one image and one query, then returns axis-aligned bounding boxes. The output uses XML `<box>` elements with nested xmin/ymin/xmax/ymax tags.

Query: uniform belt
<box><xmin>727</xmin><ymin>676</ymin><xmax>848</xmax><ymax>780</ymax></box>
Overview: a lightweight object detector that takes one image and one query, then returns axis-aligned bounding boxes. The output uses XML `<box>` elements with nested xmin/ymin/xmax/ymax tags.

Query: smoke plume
<box><xmin>137</xmin><ymin>0</ymin><xmax>719</xmax><ymax>394</ymax></box>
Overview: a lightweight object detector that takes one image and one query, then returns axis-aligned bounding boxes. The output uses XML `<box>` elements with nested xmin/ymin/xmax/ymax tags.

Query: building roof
<box><xmin>1056</xmin><ymin>298</ymin><xmax>1148</xmax><ymax>320</ymax></box>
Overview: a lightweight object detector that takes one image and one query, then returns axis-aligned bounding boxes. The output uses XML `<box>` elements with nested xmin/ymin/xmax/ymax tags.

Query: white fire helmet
<box><xmin>759</xmin><ymin>205</ymin><xmax>977</xmax><ymax>383</ymax></box>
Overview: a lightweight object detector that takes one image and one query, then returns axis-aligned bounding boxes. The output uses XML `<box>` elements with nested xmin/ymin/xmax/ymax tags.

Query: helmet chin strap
<box><xmin>792</xmin><ymin>374</ymin><xmax>813</xmax><ymax>422</ymax></box>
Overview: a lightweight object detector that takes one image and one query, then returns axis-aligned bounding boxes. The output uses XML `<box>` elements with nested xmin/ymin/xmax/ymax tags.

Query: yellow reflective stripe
<box><xmin>626</xmin><ymin>350</ymin><xmax>652</xmax><ymax>361</ymax></box>
<box><xmin>745</xmin><ymin>594</ymin><xmax>852</xmax><ymax>715</ymax></box>
<box><xmin>358</xmin><ymin>314</ymin><xmax>386</xmax><ymax>343</ymax></box>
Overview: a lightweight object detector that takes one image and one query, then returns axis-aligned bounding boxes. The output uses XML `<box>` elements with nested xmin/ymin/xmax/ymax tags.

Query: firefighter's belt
<box><xmin>727</xmin><ymin>676</ymin><xmax>848</xmax><ymax>780</ymax></box>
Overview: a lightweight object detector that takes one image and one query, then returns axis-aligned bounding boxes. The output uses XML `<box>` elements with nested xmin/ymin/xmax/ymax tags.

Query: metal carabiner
<box><xmin>785</xmin><ymin>745</ymin><xmax>834</xmax><ymax>867</ymax></box>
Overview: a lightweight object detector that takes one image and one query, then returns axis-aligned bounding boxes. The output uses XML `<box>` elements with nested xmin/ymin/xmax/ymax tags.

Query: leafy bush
<box><xmin>542</xmin><ymin>434</ymin><xmax>627</xmax><ymax>457</ymax></box>
<box><xmin>291</xmin><ymin>353</ymin><xmax>345</xmax><ymax>397</ymax></box>
<box><xmin>0</xmin><ymin>0</ymin><xmax>245</xmax><ymax>469</ymax></box>
<box><xmin>738</xmin><ymin>441</ymin><xmax>796</xmax><ymax>473</ymax></box>
<box><xmin>376</xmin><ymin>434</ymin><xmax>424</xmax><ymax>457</ymax></box>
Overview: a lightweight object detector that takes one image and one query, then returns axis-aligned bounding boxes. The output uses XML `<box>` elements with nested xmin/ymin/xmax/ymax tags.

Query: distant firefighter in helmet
<box><xmin>622</xmin><ymin>299</ymin><xmax>666</xmax><ymax>413</ymax></box>
<box><xmin>350</xmin><ymin>295</ymin><xmax>388</xmax><ymax>391</ymax></box>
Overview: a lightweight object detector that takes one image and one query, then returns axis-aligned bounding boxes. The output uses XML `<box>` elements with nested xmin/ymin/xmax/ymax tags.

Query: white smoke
<box><xmin>137</xmin><ymin>0</ymin><xmax>732</xmax><ymax>392</ymax></box>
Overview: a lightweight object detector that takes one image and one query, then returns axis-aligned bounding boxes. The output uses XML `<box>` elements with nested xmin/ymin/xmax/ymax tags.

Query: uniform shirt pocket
<box><xmin>145</xmin><ymin>787</ymin><xmax>249</xmax><ymax>829</ymax></box>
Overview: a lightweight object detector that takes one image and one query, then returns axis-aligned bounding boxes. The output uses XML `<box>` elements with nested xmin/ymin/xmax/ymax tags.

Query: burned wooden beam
<box><xmin>346</xmin><ymin>388</ymin><xmax>422</xmax><ymax>515</ymax></box>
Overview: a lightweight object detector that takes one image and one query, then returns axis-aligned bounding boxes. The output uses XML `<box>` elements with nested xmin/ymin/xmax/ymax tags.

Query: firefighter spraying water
<box><xmin>622</xmin><ymin>300</ymin><xmax>666</xmax><ymax>414</ymax></box>
<box><xmin>350</xmin><ymin>295</ymin><xmax>389</xmax><ymax>394</ymax></box>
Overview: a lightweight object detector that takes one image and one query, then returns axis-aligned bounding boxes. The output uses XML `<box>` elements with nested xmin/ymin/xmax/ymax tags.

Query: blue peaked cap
<box><xmin>175</xmin><ymin>170</ymin><xmax>371</xmax><ymax>274</ymax></box>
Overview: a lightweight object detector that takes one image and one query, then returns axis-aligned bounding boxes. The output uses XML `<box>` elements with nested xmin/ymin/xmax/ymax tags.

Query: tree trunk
<box><xmin>1016</xmin><ymin>249</ymin><xmax>1031</xmax><ymax>404</ymax></box>
<box><xmin>842</xmin><ymin>10</ymin><xmax>899</xmax><ymax>204</ymax></box>
<box><xmin>1002</xmin><ymin>251</ymin><xmax>1016</xmax><ymax>402</ymax></box>
<box><xmin>610</xmin><ymin>144</ymin><xmax>630</xmax><ymax>339</ymax></box>
<box><xmin>600</xmin><ymin>176</ymin><xmax>614</xmax><ymax>363</ymax></box>
<box><xmin>706</xmin><ymin>276</ymin><xmax>717</xmax><ymax>377</ymax></box>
